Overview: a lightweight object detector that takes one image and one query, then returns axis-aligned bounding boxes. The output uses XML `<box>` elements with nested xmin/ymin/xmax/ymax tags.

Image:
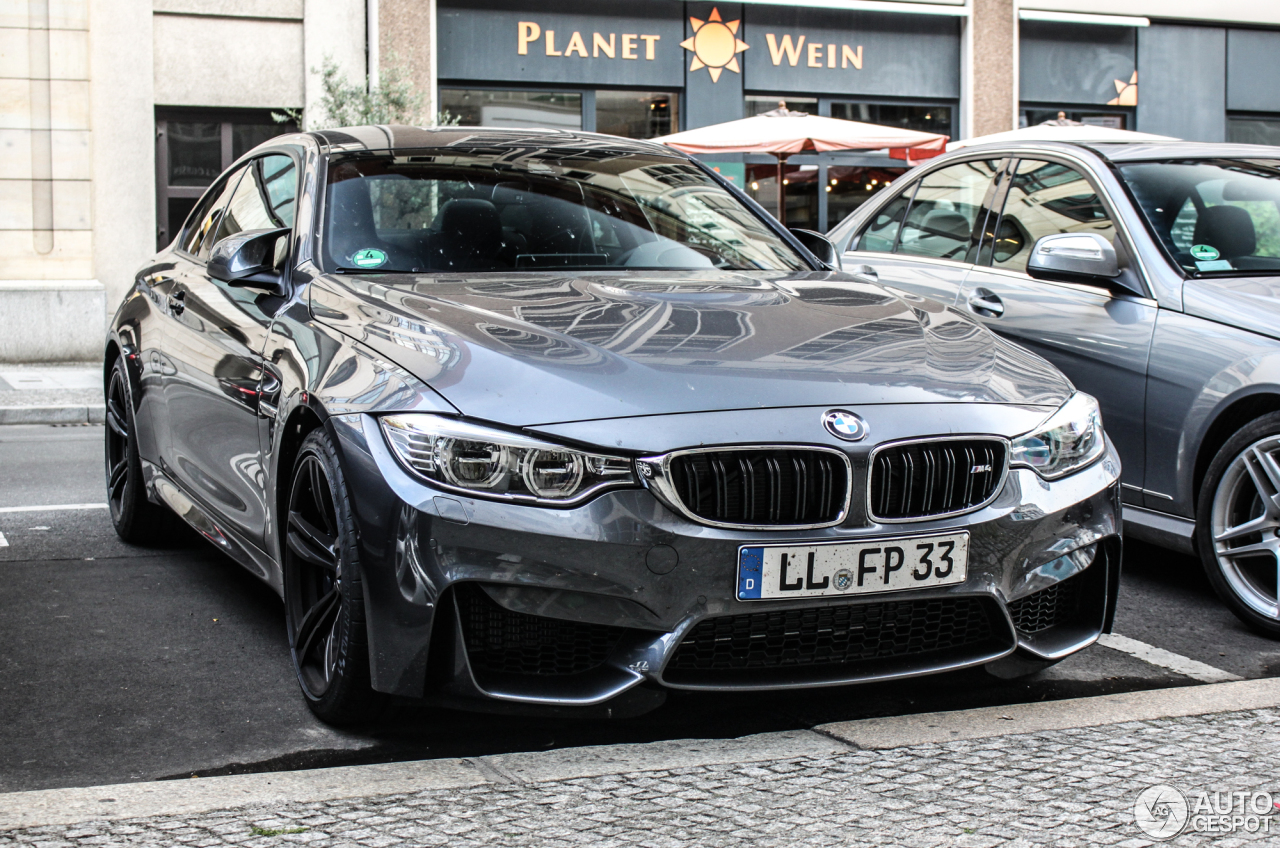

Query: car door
<box><xmin>159</xmin><ymin>153</ymin><xmax>299</xmax><ymax>546</ymax></box>
<box><xmin>840</xmin><ymin>157</ymin><xmax>1007</xmax><ymax>306</ymax></box>
<box><xmin>958</xmin><ymin>157</ymin><xmax>1156</xmax><ymax>500</ymax></box>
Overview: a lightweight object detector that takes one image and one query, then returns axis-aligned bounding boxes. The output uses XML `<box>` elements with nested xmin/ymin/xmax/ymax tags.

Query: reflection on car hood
<box><xmin>1184</xmin><ymin>275</ymin><xmax>1280</xmax><ymax>343</ymax></box>
<box><xmin>309</xmin><ymin>270</ymin><xmax>1072</xmax><ymax>427</ymax></box>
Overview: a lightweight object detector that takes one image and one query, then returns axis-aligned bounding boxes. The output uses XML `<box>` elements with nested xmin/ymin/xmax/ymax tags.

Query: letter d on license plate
<box><xmin>737</xmin><ymin>532</ymin><xmax>969</xmax><ymax>600</ymax></box>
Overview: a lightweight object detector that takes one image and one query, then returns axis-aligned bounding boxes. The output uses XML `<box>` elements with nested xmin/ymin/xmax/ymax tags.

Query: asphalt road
<box><xmin>2</xmin><ymin>424</ymin><xmax>1276</xmax><ymax>794</ymax></box>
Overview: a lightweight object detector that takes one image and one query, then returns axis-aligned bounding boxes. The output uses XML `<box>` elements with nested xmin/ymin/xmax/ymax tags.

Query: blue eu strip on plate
<box><xmin>738</xmin><ymin>547</ymin><xmax>764</xmax><ymax>599</ymax></box>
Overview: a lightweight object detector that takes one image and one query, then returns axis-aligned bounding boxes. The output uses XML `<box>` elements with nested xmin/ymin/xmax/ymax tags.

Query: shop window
<box><xmin>595</xmin><ymin>91</ymin><xmax>678</xmax><ymax>139</ymax></box>
<box><xmin>1228</xmin><ymin>115</ymin><xmax>1280</xmax><ymax>146</ymax></box>
<box><xmin>745</xmin><ymin>95</ymin><xmax>817</xmax><ymax>117</ymax></box>
<box><xmin>829</xmin><ymin>102</ymin><xmax>951</xmax><ymax>137</ymax></box>
<box><xmin>826</xmin><ymin>167</ymin><xmax>905</xmax><ymax>230</ymax></box>
<box><xmin>745</xmin><ymin>162</ymin><xmax>819</xmax><ymax>228</ymax></box>
<box><xmin>440</xmin><ymin>90</ymin><xmax>582</xmax><ymax>130</ymax></box>
<box><xmin>156</xmin><ymin>109</ymin><xmax>295</xmax><ymax>250</ymax></box>
<box><xmin>1020</xmin><ymin>108</ymin><xmax>1129</xmax><ymax>130</ymax></box>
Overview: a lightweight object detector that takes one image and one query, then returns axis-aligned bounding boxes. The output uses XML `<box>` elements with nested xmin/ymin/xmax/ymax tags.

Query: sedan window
<box><xmin>1118</xmin><ymin>159</ymin><xmax>1280</xmax><ymax>276</ymax></box>
<box><xmin>212</xmin><ymin>154</ymin><xmax>298</xmax><ymax>245</ymax></box>
<box><xmin>182</xmin><ymin>165</ymin><xmax>246</xmax><ymax>259</ymax></box>
<box><xmin>987</xmin><ymin>160</ymin><xmax>1116</xmax><ymax>274</ymax></box>
<box><xmin>320</xmin><ymin>153</ymin><xmax>809</xmax><ymax>274</ymax></box>
<box><xmin>894</xmin><ymin>159</ymin><xmax>1002</xmax><ymax>262</ymax></box>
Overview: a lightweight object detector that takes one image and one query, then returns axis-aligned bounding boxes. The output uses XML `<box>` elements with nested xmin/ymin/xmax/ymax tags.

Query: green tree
<box><xmin>274</xmin><ymin>54</ymin><xmax>459</xmax><ymax>129</ymax></box>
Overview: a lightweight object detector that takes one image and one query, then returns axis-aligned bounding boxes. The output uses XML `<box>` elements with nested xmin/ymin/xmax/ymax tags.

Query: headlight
<box><xmin>1010</xmin><ymin>392</ymin><xmax>1106</xmax><ymax>480</ymax></box>
<box><xmin>380</xmin><ymin>414</ymin><xmax>638</xmax><ymax>504</ymax></box>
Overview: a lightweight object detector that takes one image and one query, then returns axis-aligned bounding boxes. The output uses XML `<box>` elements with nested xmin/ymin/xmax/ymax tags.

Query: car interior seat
<box><xmin>1193</xmin><ymin>205</ymin><xmax>1257</xmax><ymax>265</ymax></box>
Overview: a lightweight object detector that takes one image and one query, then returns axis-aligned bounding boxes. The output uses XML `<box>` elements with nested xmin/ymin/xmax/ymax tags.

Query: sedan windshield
<box><xmin>1118</xmin><ymin>158</ymin><xmax>1280</xmax><ymax>276</ymax></box>
<box><xmin>321</xmin><ymin>151</ymin><xmax>809</xmax><ymax>274</ymax></box>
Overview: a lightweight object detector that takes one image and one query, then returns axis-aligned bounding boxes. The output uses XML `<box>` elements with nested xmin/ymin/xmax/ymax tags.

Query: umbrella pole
<box><xmin>776</xmin><ymin>155</ymin><xmax>786</xmax><ymax>227</ymax></box>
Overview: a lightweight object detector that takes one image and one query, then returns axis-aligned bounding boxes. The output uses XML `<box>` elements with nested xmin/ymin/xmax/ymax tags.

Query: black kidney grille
<box><xmin>871</xmin><ymin>439</ymin><xmax>1006</xmax><ymax>520</ymax></box>
<box><xmin>456</xmin><ymin>584</ymin><xmax>626</xmax><ymax>677</ymax></box>
<box><xmin>1007</xmin><ymin>571</ymin><xmax>1086</xmax><ymax>634</ymax></box>
<box><xmin>666</xmin><ymin>596</ymin><xmax>995</xmax><ymax>679</ymax></box>
<box><xmin>668</xmin><ymin>449</ymin><xmax>848</xmax><ymax>527</ymax></box>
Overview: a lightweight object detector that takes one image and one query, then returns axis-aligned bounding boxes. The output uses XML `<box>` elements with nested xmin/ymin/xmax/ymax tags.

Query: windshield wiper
<box><xmin>1191</xmin><ymin>268</ymin><xmax>1280</xmax><ymax>279</ymax></box>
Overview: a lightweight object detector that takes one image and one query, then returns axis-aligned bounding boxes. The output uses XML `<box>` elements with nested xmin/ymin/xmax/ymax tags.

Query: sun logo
<box><xmin>679</xmin><ymin>8</ymin><xmax>749</xmax><ymax>83</ymax></box>
<box><xmin>1107</xmin><ymin>71</ymin><xmax>1137</xmax><ymax>106</ymax></box>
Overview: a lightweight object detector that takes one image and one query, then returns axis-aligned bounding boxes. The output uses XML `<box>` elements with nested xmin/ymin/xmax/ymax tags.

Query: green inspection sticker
<box><xmin>351</xmin><ymin>248</ymin><xmax>388</xmax><ymax>269</ymax></box>
<box><xmin>1190</xmin><ymin>244</ymin><xmax>1220</xmax><ymax>261</ymax></box>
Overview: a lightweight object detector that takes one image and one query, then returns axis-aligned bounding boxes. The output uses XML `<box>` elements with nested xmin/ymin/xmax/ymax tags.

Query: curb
<box><xmin>1</xmin><ymin>678</ymin><xmax>1277</xmax><ymax>832</ymax></box>
<box><xmin>0</xmin><ymin>405</ymin><xmax>104</xmax><ymax>425</ymax></box>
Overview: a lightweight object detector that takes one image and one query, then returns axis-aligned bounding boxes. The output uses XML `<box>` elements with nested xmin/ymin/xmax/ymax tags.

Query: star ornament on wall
<box><xmin>680</xmin><ymin>8</ymin><xmax>749</xmax><ymax>82</ymax></box>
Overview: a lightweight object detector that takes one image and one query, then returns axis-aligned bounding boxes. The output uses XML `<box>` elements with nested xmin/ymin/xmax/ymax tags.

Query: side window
<box><xmin>989</xmin><ymin>159</ymin><xmax>1116</xmax><ymax>273</ymax></box>
<box><xmin>855</xmin><ymin>188</ymin><xmax>914</xmax><ymax>254</ymax></box>
<box><xmin>181</xmin><ymin>168</ymin><xmax>243</xmax><ymax>257</ymax></box>
<box><xmin>212</xmin><ymin>154</ymin><xmax>298</xmax><ymax>246</ymax></box>
<box><xmin>896</xmin><ymin>160</ymin><xmax>1002</xmax><ymax>261</ymax></box>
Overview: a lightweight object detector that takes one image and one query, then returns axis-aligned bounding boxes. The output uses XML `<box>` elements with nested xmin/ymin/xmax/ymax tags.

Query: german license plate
<box><xmin>736</xmin><ymin>532</ymin><xmax>969</xmax><ymax>600</ymax></box>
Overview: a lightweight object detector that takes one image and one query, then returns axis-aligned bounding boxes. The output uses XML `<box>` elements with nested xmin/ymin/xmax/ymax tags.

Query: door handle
<box><xmin>967</xmin><ymin>288</ymin><xmax>1004</xmax><ymax>317</ymax></box>
<box><xmin>258</xmin><ymin>365</ymin><xmax>282</xmax><ymax>419</ymax></box>
<box><xmin>167</xmin><ymin>290</ymin><xmax>186</xmax><ymax>315</ymax></box>
<box><xmin>849</xmin><ymin>264</ymin><xmax>878</xmax><ymax>283</ymax></box>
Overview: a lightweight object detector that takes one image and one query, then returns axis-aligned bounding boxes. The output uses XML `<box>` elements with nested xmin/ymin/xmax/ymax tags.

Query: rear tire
<box><xmin>1197</xmin><ymin>412</ymin><xmax>1280</xmax><ymax>638</ymax></box>
<box><xmin>104</xmin><ymin>357</ymin><xmax>177</xmax><ymax>544</ymax></box>
<box><xmin>283</xmin><ymin>428</ymin><xmax>385</xmax><ymax>725</ymax></box>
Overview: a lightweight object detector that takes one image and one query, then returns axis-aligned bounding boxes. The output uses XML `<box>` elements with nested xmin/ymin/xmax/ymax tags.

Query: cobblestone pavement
<box><xmin>5</xmin><ymin>708</ymin><xmax>1280</xmax><ymax>847</ymax></box>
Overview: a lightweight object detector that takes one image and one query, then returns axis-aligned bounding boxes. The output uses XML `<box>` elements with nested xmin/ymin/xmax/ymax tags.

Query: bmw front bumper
<box><xmin>327</xmin><ymin>406</ymin><xmax>1122</xmax><ymax>715</ymax></box>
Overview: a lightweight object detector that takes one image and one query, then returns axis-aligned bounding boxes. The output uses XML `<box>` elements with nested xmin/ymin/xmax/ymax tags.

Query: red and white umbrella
<box><xmin>656</xmin><ymin>113</ymin><xmax>948</xmax><ymax>225</ymax></box>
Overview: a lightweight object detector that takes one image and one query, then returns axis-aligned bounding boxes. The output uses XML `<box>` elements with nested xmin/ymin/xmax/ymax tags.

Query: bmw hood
<box><xmin>310</xmin><ymin>270</ymin><xmax>1072</xmax><ymax>427</ymax></box>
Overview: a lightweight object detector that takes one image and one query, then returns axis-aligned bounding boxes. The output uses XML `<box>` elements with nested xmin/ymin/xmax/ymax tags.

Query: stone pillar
<box><xmin>0</xmin><ymin>0</ymin><xmax>103</xmax><ymax>362</ymax></box>
<box><xmin>964</xmin><ymin>0</ymin><xmax>1017</xmax><ymax>139</ymax></box>
<box><xmin>378</xmin><ymin>0</ymin><xmax>438</xmax><ymax>123</ymax></box>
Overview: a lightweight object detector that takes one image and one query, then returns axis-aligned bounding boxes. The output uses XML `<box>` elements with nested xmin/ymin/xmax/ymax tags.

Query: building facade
<box><xmin>3</xmin><ymin>0</ymin><xmax>1280</xmax><ymax>361</ymax></box>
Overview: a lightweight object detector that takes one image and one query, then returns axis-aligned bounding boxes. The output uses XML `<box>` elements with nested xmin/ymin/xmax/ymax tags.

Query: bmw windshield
<box><xmin>321</xmin><ymin>151</ymin><xmax>809</xmax><ymax>274</ymax></box>
<box><xmin>1118</xmin><ymin>158</ymin><xmax>1280</xmax><ymax>276</ymax></box>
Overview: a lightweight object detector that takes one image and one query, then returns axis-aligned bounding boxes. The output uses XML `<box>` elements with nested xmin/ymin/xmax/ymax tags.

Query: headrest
<box><xmin>1193</xmin><ymin>205</ymin><xmax>1256</xmax><ymax>260</ymax></box>
<box><xmin>920</xmin><ymin>210</ymin><xmax>972</xmax><ymax>241</ymax></box>
<box><xmin>437</xmin><ymin>199</ymin><xmax>501</xmax><ymax>240</ymax></box>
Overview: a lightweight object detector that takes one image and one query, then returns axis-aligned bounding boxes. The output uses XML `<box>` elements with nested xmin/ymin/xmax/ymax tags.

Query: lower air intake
<box><xmin>665</xmin><ymin>596</ymin><xmax>999</xmax><ymax>684</ymax></box>
<box><xmin>1007</xmin><ymin>570</ymin><xmax>1087</xmax><ymax>634</ymax></box>
<box><xmin>455</xmin><ymin>583</ymin><xmax>626</xmax><ymax>677</ymax></box>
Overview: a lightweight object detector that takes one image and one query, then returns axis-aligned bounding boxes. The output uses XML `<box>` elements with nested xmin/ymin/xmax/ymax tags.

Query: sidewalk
<box><xmin>3</xmin><ymin>680</ymin><xmax>1279</xmax><ymax>847</ymax></box>
<box><xmin>0</xmin><ymin>364</ymin><xmax>103</xmax><ymax>425</ymax></box>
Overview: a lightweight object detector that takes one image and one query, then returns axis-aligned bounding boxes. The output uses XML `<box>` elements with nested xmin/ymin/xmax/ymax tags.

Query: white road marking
<box><xmin>0</xmin><ymin>503</ymin><xmax>108</xmax><ymax>514</ymax></box>
<box><xmin>0</xmin><ymin>531</ymin><xmax>7</xmax><ymax>547</ymax></box>
<box><xmin>1098</xmin><ymin>633</ymin><xmax>1242</xmax><ymax>683</ymax></box>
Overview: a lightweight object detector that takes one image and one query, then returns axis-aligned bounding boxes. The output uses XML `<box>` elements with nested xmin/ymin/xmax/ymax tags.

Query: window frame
<box><xmin>976</xmin><ymin>153</ymin><xmax>1151</xmax><ymax>299</ymax></box>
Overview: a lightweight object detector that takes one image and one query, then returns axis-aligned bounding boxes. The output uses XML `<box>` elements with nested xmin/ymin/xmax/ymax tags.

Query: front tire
<box><xmin>283</xmin><ymin>428</ymin><xmax>384</xmax><ymax>724</ymax></box>
<box><xmin>1197</xmin><ymin>412</ymin><xmax>1280</xmax><ymax>638</ymax></box>
<box><xmin>105</xmin><ymin>357</ymin><xmax>176</xmax><ymax>543</ymax></box>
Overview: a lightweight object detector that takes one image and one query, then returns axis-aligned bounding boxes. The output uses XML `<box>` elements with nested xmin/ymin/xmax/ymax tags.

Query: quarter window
<box><xmin>212</xmin><ymin>155</ymin><xmax>298</xmax><ymax>246</ymax></box>
<box><xmin>895</xmin><ymin>160</ymin><xmax>1002</xmax><ymax>262</ymax></box>
<box><xmin>988</xmin><ymin>159</ymin><xmax>1116</xmax><ymax>273</ymax></box>
<box><xmin>855</xmin><ymin>189</ymin><xmax>914</xmax><ymax>253</ymax></box>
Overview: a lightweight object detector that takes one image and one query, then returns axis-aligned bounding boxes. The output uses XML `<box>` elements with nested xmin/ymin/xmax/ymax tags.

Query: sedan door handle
<box><xmin>967</xmin><ymin>289</ymin><xmax>1004</xmax><ymax>317</ymax></box>
<box><xmin>848</xmin><ymin>263</ymin><xmax>878</xmax><ymax>283</ymax></box>
<box><xmin>167</xmin><ymin>290</ymin><xmax>186</xmax><ymax>315</ymax></box>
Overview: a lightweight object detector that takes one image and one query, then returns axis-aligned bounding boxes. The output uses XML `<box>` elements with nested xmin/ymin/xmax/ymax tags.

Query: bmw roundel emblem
<box><xmin>823</xmin><ymin>409</ymin><xmax>868</xmax><ymax>442</ymax></box>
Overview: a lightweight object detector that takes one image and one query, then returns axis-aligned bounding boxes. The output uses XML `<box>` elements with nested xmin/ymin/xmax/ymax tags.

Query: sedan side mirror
<box><xmin>208</xmin><ymin>227</ymin><xmax>291</xmax><ymax>291</ymax></box>
<box><xmin>789</xmin><ymin>228</ymin><xmax>839</xmax><ymax>268</ymax></box>
<box><xmin>1027</xmin><ymin>233</ymin><xmax>1120</xmax><ymax>284</ymax></box>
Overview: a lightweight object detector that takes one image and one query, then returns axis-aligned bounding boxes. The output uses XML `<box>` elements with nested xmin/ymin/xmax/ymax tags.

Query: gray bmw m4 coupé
<box><xmin>106</xmin><ymin>127</ymin><xmax>1120</xmax><ymax>722</ymax></box>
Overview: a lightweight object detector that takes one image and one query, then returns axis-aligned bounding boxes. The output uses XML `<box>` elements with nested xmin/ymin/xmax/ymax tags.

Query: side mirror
<box><xmin>1027</xmin><ymin>233</ymin><xmax>1119</xmax><ymax>284</ymax></box>
<box><xmin>790</xmin><ymin>228</ymin><xmax>839</xmax><ymax>268</ymax></box>
<box><xmin>207</xmin><ymin>227</ymin><xmax>291</xmax><ymax>290</ymax></box>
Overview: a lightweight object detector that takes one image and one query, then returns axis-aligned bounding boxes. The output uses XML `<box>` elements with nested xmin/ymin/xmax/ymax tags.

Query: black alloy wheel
<box><xmin>284</xmin><ymin>429</ymin><xmax>383</xmax><ymax>724</ymax></box>
<box><xmin>1198</xmin><ymin>413</ymin><xmax>1280</xmax><ymax>638</ymax></box>
<box><xmin>105</xmin><ymin>357</ymin><xmax>174</xmax><ymax>543</ymax></box>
